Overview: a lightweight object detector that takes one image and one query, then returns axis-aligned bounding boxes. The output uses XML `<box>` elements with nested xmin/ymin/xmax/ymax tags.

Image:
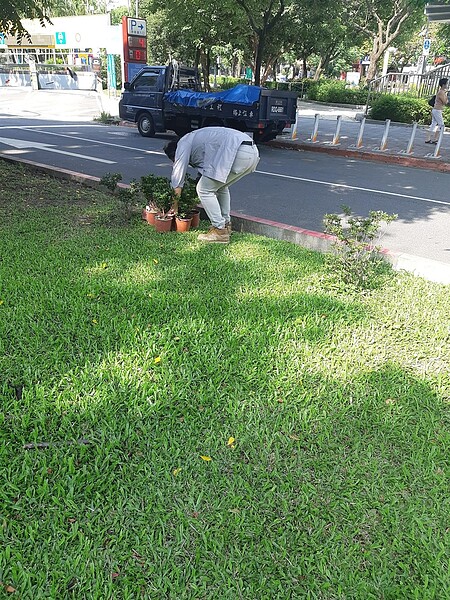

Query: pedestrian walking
<box><xmin>425</xmin><ymin>78</ymin><xmax>449</xmax><ymax>144</ymax></box>
<box><xmin>163</xmin><ymin>127</ymin><xmax>260</xmax><ymax>243</ymax></box>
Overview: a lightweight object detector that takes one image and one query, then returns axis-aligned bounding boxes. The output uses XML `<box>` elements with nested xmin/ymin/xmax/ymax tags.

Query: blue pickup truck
<box><xmin>118</xmin><ymin>63</ymin><xmax>298</xmax><ymax>142</ymax></box>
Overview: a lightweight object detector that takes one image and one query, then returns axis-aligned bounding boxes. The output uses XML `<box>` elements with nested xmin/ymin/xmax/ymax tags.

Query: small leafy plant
<box><xmin>99</xmin><ymin>173</ymin><xmax>141</xmax><ymax>220</ymax></box>
<box><xmin>177</xmin><ymin>174</ymin><xmax>199</xmax><ymax>218</ymax></box>
<box><xmin>99</xmin><ymin>172</ymin><xmax>122</xmax><ymax>192</ymax></box>
<box><xmin>146</xmin><ymin>176</ymin><xmax>175</xmax><ymax>218</ymax></box>
<box><xmin>117</xmin><ymin>179</ymin><xmax>141</xmax><ymax>218</ymax></box>
<box><xmin>323</xmin><ymin>205</ymin><xmax>397</xmax><ymax>288</ymax></box>
<box><xmin>140</xmin><ymin>174</ymin><xmax>160</xmax><ymax>212</ymax></box>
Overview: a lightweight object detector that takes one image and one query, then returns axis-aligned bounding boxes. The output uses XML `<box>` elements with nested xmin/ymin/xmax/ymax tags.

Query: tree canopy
<box><xmin>0</xmin><ymin>0</ymin><xmax>51</xmax><ymax>39</ymax></box>
<box><xmin>2</xmin><ymin>0</ymin><xmax>439</xmax><ymax>83</ymax></box>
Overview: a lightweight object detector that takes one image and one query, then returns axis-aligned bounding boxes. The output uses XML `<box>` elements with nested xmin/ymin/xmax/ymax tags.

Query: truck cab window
<box><xmin>134</xmin><ymin>72</ymin><xmax>159</xmax><ymax>90</ymax></box>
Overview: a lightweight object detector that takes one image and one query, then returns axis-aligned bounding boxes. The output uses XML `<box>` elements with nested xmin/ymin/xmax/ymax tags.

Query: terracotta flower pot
<box><xmin>189</xmin><ymin>209</ymin><xmax>200</xmax><ymax>228</ymax></box>
<box><xmin>154</xmin><ymin>215</ymin><xmax>173</xmax><ymax>233</ymax></box>
<box><xmin>145</xmin><ymin>209</ymin><xmax>158</xmax><ymax>226</ymax></box>
<box><xmin>175</xmin><ymin>216</ymin><xmax>192</xmax><ymax>232</ymax></box>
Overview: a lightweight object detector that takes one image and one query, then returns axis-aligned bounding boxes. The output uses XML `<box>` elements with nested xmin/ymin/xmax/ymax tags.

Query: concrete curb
<box><xmin>2</xmin><ymin>153</ymin><xmax>450</xmax><ymax>286</ymax></box>
<box><xmin>267</xmin><ymin>139</ymin><xmax>450</xmax><ymax>173</ymax></box>
<box><xmin>228</xmin><ymin>211</ymin><xmax>450</xmax><ymax>285</ymax></box>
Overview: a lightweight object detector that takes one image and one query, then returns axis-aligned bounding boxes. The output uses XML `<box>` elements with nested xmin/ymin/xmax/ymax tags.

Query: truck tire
<box><xmin>137</xmin><ymin>112</ymin><xmax>155</xmax><ymax>137</ymax></box>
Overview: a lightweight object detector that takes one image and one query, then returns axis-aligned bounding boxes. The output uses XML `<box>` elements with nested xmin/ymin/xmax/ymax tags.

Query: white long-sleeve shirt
<box><xmin>170</xmin><ymin>127</ymin><xmax>253</xmax><ymax>189</ymax></box>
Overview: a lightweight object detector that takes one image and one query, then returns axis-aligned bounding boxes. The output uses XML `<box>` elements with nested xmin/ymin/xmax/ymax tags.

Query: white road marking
<box><xmin>20</xmin><ymin>127</ymin><xmax>164</xmax><ymax>155</ymax></box>
<box><xmin>0</xmin><ymin>136</ymin><xmax>115</xmax><ymax>163</ymax></box>
<box><xmin>256</xmin><ymin>170</ymin><xmax>450</xmax><ymax>207</ymax></box>
<box><xmin>1</xmin><ymin>124</ymin><xmax>448</xmax><ymax>207</ymax></box>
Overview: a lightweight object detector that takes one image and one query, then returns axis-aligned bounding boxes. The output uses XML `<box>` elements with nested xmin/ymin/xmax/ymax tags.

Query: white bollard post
<box><xmin>291</xmin><ymin>110</ymin><xmax>299</xmax><ymax>140</ymax></box>
<box><xmin>331</xmin><ymin>115</ymin><xmax>342</xmax><ymax>145</ymax></box>
<box><xmin>433</xmin><ymin>126</ymin><xmax>445</xmax><ymax>158</ymax></box>
<box><xmin>310</xmin><ymin>113</ymin><xmax>320</xmax><ymax>143</ymax></box>
<box><xmin>350</xmin><ymin>117</ymin><xmax>365</xmax><ymax>149</ymax></box>
<box><xmin>405</xmin><ymin>122</ymin><xmax>417</xmax><ymax>155</ymax></box>
<box><xmin>376</xmin><ymin>119</ymin><xmax>391</xmax><ymax>151</ymax></box>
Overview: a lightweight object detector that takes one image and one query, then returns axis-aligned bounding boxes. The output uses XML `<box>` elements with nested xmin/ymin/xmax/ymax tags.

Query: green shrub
<box><xmin>323</xmin><ymin>205</ymin><xmax>397</xmax><ymax>289</ymax></box>
<box><xmin>369</xmin><ymin>94</ymin><xmax>450</xmax><ymax>125</ymax></box>
<box><xmin>368</xmin><ymin>94</ymin><xmax>433</xmax><ymax>124</ymax></box>
<box><xmin>306</xmin><ymin>80</ymin><xmax>368</xmax><ymax>105</ymax></box>
<box><xmin>211</xmin><ymin>76</ymin><xmax>247</xmax><ymax>90</ymax></box>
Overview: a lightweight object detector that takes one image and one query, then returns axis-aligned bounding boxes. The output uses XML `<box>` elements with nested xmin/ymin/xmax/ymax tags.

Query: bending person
<box><xmin>164</xmin><ymin>127</ymin><xmax>259</xmax><ymax>243</ymax></box>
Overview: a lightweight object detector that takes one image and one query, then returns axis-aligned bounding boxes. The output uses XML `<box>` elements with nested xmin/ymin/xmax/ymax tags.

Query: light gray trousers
<box><xmin>196</xmin><ymin>144</ymin><xmax>260</xmax><ymax>229</ymax></box>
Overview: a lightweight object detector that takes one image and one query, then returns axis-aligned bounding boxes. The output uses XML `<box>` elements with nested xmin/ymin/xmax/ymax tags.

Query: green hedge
<box><xmin>368</xmin><ymin>94</ymin><xmax>450</xmax><ymax>125</ymax></box>
<box><xmin>306</xmin><ymin>80</ymin><xmax>368</xmax><ymax>105</ymax></box>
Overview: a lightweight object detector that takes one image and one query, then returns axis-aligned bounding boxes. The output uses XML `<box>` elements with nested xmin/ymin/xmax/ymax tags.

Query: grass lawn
<box><xmin>0</xmin><ymin>160</ymin><xmax>449</xmax><ymax>599</ymax></box>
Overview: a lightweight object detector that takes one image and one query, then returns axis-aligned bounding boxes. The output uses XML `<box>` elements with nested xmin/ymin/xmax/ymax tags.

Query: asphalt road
<box><xmin>1</xmin><ymin>88</ymin><xmax>450</xmax><ymax>265</ymax></box>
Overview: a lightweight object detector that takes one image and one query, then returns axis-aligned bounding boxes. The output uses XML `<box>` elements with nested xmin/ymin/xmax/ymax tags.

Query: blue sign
<box><xmin>423</xmin><ymin>39</ymin><xmax>431</xmax><ymax>50</ymax></box>
<box><xmin>107</xmin><ymin>54</ymin><xmax>116</xmax><ymax>90</ymax></box>
<box><xmin>0</xmin><ymin>34</ymin><xmax>5</xmax><ymax>46</ymax></box>
<box><xmin>55</xmin><ymin>32</ymin><xmax>66</xmax><ymax>45</ymax></box>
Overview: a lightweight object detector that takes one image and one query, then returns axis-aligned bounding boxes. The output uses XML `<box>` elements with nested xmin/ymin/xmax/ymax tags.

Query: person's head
<box><xmin>439</xmin><ymin>78</ymin><xmax>448</xmax><ymax>89</ymax></box>
<box><xmin>163</xmin><ymin>139</ymin><xmax>179</xmax><ymax>162</ymax></box>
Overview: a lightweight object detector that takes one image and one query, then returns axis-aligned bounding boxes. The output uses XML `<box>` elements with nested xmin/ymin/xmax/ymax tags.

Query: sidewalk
<box><xmin>269</xmin><ymin>100</ymin><xmax>450</xmax><ymax>172</ymax></box>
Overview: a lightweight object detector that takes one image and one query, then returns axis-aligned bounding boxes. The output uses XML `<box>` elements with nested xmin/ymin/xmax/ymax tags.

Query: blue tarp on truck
<box><xmin>164</xmin><ymin>84</ymin><xmax>262</xmax><ymax>108</ymax></box>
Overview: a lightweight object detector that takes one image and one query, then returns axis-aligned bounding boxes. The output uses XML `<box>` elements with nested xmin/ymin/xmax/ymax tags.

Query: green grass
<box><xmin>0</xmin><ymin>160</ymin><xmax>449</xmax><ymax>599</ymax></box>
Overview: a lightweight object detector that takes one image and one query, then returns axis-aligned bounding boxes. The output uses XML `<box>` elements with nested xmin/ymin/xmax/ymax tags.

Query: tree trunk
<box><xmin>254</xmin><ymin>36</ymin><xmax>265</xmax><ymax>86</ymax></box>
<box><xmin>302</xmin><ymin>56</ymin><xmax>307</xmax><ymax>78</ymax></box>
<box><xmin>199</xmin><ymin>49</ymin><xmax>210</xmax><ymax>91</ymax></box>
<box><xmin>314</xmin><ymin>57</ymin><xmax>324</xmax><ymax>80</ymax></box>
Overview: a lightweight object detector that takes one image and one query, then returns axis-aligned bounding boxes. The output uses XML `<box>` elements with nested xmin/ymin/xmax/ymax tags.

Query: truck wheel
<box><xmin>137</xmin><ymin>113</ymin><xmax>155</xmax><ymax>137</ymax></box>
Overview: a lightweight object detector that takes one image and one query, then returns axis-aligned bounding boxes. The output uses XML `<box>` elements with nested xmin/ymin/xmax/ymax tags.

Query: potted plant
<box><xmin>181</xmin><ymin>174</ymin><xmax>201</xmax><ymax>228</ymax></box>
<box><xmin>140</xmin><ymin>174</ymin><xmax>161</xmax><ymax>225</ymax></box>
<box><xmin>151</xmin><ymin>176</ymin><xmax>176</xmax><ymax>232</ymax></box>
<box><xmin>174</xmin><ymin>178</ymin><xmax>197</xmax><ymax>232</ymax></box>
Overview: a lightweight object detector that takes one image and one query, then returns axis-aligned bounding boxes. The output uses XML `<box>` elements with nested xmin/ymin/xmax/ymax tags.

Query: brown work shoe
<box><xmin>197</xmin><ymin>227</ymin><xmax>230</xmax><ymax>244</ymax></box>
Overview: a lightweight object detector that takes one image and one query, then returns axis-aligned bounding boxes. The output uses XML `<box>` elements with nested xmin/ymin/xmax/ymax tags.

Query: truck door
<box><xmin>122</xmin><ymin>68</ymin><xmax>165</xmax><ymax>133</ymax></box>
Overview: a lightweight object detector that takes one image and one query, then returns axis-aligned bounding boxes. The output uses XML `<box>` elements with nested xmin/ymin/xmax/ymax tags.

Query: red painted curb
<box><xmin>268</xmin><ymin>140</ymin><xmax>450</xmax><ymax>173</ymax></box>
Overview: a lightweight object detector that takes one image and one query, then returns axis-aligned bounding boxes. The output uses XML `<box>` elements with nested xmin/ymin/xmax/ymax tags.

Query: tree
<box><xmin>0</xmin><ymin>0</ymin><xmax>51</xmax><ymax>39</ymax></box>
<box><xmin>233</xmin><ymin>0</ymin><xmax>289</xmax><ymax>85</ymax></box>
<box><xmin>345</xmin><ymin>0</ymin><xmax>426</xmax><ymax>80</ymax></box>
<box><xmin>289</xmin><ymin>0</ymin><xmax>356</xmax><ymax>79</ymax></box>
<box><xmin>143</xmin><ymin>0</ymin><xmax>247</xmax><ymax>88</ymax></box>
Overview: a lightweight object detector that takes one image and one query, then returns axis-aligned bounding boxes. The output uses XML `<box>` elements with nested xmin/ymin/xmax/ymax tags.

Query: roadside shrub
<box><xmin>368</xmin><ymin>94</ymin><xmax>433</xmax><ymax>124</ymax></box>
<box><xmin>307</xmin><ymin>80</ymin><xmax>368</xmax><ymax>105</ymax></box>
<box><xmin>324</xmin><ymin>205</ymin><xmax>397</xmax><ymax>289</ymax></box>
<box><xmin>211</xmin><ymin>76</ymin><xmax>247</xmax><ymax>90</ymax></box>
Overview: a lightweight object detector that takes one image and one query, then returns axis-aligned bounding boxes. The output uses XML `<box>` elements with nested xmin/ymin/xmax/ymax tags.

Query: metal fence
<box><xmin>367</xmin><ymin>63</ymin><xmax>450</xmax><ymax>105</ymax></box>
